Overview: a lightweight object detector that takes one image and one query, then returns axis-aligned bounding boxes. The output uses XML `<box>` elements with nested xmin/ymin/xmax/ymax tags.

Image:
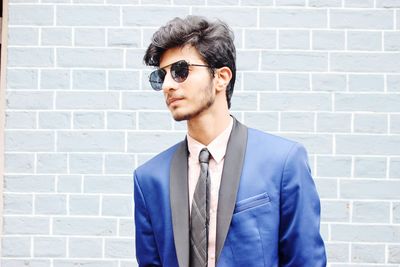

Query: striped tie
<box><xmin>190</xmin><ymin>148</ymin><xmax>211</xmax><ymax>267</ymax></box>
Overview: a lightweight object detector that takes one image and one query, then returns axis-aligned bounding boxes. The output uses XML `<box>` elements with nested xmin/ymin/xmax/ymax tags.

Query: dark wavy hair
<box><xmin>143</xmin><ymin>16</ymin><xmax>236</xmax><ymax>109</ymax></box>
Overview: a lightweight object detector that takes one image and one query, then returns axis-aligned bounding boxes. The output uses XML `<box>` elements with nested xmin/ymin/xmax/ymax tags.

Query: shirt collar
<box><xmin>187</xmin><ymin>117</ymin><xmax>233</xmax><ymax>164</ymax></box>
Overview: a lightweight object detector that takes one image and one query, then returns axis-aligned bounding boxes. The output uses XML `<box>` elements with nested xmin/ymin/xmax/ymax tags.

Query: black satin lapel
<box><xmin>170</xmin><ymin>140</ymin><xmax>190</xmax><ymax>267</ymax></box>
<box><xmin>215</xmin><ymin>117</ymin><xmax>248</xmax><ymax>265</ymax></box>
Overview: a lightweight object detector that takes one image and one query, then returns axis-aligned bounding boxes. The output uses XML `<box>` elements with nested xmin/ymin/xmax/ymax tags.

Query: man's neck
<box><xmin>187</xmin><ymin>112</ymin><xmax>231</xmax><ymax>146</ymax></box>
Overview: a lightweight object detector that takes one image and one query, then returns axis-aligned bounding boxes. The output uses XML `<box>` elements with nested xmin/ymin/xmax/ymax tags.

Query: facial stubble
<box><xmin>170</xmin><ymin>81</ymin><xmax>215</xmax><ymax>122</ymax></box>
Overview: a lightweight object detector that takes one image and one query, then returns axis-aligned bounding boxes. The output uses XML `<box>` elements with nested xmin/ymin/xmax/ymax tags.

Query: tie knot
<box><xmin>198</xmin><ymin>148</ymin><xmax>210</xmax><ymax>164</ymax></box>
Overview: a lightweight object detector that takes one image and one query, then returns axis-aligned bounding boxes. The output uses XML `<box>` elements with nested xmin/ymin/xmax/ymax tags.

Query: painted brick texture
<box><xmin>2</xmin><ymin>1</ymin><xmax>400</xmax><ymax>267</ymax></box>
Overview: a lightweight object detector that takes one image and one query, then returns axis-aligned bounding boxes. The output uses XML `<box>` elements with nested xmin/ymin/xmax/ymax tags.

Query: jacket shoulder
<box><xmin>245</xmin><ymin>127</ymin><xmax>310</xmax><ymax>167</ymax></box>
<box><xmin>248</xmin><ymin>127</ymin><xmax>299</xmax><ymax>150</ymax></box>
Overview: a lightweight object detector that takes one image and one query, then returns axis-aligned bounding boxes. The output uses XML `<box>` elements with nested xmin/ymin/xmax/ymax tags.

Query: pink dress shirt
<box><xmin>187</xmin><ymin>117</ymin><xmax>233</xmax><ymax>267</ymax></box>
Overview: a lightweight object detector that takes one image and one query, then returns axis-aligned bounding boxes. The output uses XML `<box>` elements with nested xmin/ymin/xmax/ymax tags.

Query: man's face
<box><xmin>159</xmin><ymin>45</ymin><xmax>216</xmax><ymax>121</ymax></box>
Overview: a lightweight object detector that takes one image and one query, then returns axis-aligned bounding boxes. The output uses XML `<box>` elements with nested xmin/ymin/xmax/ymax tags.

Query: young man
<box><xmin>134</xmin><ymin>16</ymin><xmax>327</xmax><ymax>267</ymax></box>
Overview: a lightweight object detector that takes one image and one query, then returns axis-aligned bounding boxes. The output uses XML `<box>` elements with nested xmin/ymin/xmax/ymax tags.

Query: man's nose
<box><xmin>162</xmin><ymin>71</ymin><xmax>178</xmax><ymax>93</ymax></box>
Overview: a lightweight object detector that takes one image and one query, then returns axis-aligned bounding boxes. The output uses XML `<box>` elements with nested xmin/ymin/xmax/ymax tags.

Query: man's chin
<box><xmin>170</xmin><ymin>109</ymin><xmax>193</xmax><ymax>122</ymax></box>
<box><xmin>170</xmin><ymin>103</ymin><xmax>211</xmax><ymax>122</ymax></box>
<box><xmin>172</xmin><ymin>113</ymin><xmax>190</xmax><ymax>122</ymax></box>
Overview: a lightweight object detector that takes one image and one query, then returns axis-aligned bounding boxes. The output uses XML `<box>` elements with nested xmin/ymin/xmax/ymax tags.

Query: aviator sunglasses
<box><xmin>149</xmin><ymin>60</ymin><xmax>213</xmax><ymax>91</ymax></box>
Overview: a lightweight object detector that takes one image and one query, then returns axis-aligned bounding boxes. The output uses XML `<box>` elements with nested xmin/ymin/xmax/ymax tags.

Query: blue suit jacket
<box><xmin>134</xmin><ymin>118</ymin><xmax>326</xmax><ymax>267</ymax></box>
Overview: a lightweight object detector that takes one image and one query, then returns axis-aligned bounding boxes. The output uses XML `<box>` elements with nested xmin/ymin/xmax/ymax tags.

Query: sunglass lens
<box><xmin>149</xmin><ymin>69</ymin><xmax>166</xmax><ymax>91</ymax></box>
<box><xmin>171</xmin><ymin>61</ymin><xmax>189</xmax><ymax>83</ymax></box>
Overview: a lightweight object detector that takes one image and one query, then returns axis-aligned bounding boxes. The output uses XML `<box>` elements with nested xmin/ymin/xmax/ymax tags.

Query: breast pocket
<box><xmin>234</xmin><ymin>192</ymin><xmax>271</xmax><ymax>214</ymax></box>
<box><xmin>228</xmin><ymin>192</ymin><xmax>272</xmax><ymax>267</ymax></box>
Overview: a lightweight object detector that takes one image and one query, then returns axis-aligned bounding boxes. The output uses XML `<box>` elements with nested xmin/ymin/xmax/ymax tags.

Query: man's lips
<box><xmin>167</xmin><ymin>97</ymin><xmax>184</xmax><ymax>105</ymax></box>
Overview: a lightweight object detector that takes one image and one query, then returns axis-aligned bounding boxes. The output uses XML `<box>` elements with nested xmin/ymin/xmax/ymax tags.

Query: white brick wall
<box><xmin>2</xmin><ymin>0</ymin><xmax>400</xmax><ymax>266</ymax></box>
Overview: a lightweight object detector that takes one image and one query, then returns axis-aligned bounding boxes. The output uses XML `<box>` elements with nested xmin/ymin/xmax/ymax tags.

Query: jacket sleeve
<box><xmin>134</xmin><ymin>171</ymin><xmax>162</xmax><ymax>267</ymax></box>
<box><xmin>278</xmin><ymin>143</ymin><xmax>327</xmax><ymax>267</ymax></box>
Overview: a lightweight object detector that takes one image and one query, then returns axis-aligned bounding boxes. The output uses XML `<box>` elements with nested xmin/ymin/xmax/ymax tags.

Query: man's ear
<box><xmin>215</xmin><ymin>67</ymin><xmax>232</xmax><ymax>92</ymax></box>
